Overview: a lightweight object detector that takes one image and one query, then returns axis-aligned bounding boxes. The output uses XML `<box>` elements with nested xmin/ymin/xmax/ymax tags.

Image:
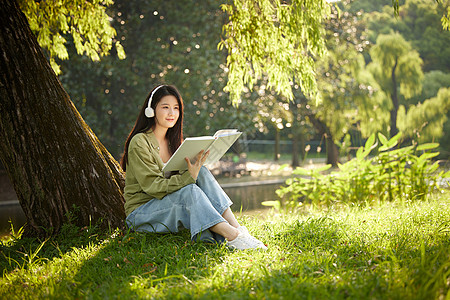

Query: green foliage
<box><xmin>1</xmin><ymin>196</ymin><xmax>450</xmax><ymax>298</ymax></box>
<box><xmin>367</xmin><ymin>32</ymin><xmax>424</xmax><ymax>136</ymax></box>
<box><xmin>360</xmin><ymin>0</ymin><xmax>450</xmax><ymax>72</ymax></box>
<box><xmin>219</xmin><ymin>0</ymin><xmax>331</xmax><ymax>104</ymax></box>
<box><xmin>59</xmin><ymin>0</ymin><xmax>260</xmax><ymax>158</ymax></box>
<box><xmin>369</xmin><ymin>32</ymin><xmax>423</xmax><ymax>99</ymax></box>
<box><xmin>309</xmin><ymin>3</ymin><xmax>373</xmax><ymax>144</ymax></box>
<box><xmin>399</xmin><ymin>0</ymin><xmax>450</xmax><ymax>72</ymax></box>
<box><xmin>409</xmin><ymin>70</ymin><xmax>450</xmax><ymax>105</ymax></box>
<box><xmin>357</xmin><ymin>1</ymin><xmax>450</xmax><ymax>149</ymax></box>
<box><xmin>398</xmin><ymin>87</ymin><xmax>450</xmax><ymax>143</ymax></box>
<box><xmin>276</xmin><ymin>133</ymin><xmax>449</xmax><ymax>207</ymax></box>
<box><xmin>443</xmin><ymin>5</ymin><xmax>450</xmax><ymax>29</ymax></box>
<box><xmin>344</xmin><ymin>0</ymin><xmax>393</xmax><ymax>14</ymax></box>
<box><xmin>18</xmin><ymin>0</ymin><xmax>125</xmax><ymax>74</ymax></box>
<box><xmin>392</xmin><ymin>0</ymin><xmax>449</xmax><ymax>30</ymax></box>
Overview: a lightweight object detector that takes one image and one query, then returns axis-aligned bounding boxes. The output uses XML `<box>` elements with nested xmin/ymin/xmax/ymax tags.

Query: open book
<box><xmin>162</xmin><ymin>129</ymin><xmax>242</xmax><ymax>172</ymax></box>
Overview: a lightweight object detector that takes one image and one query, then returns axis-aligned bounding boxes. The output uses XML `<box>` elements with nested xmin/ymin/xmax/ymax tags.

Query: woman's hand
<box><xmin>185</xmin><ymin>150</ymin><xmax>210</xmax><ymax>180</ymax></box>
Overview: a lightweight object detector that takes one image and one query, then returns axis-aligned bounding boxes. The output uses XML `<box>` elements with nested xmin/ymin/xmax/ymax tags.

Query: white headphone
<box><xmin>145</xmin><ymin>85</ymin><xmax>164</xmax><ymax>118</ymax></box>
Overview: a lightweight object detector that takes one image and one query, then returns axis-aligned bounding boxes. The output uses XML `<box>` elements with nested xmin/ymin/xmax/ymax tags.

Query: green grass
<box><xmin>1</xmin><ymin>192</ymin><xmax>450</xmax><ymax>299</ymax></box>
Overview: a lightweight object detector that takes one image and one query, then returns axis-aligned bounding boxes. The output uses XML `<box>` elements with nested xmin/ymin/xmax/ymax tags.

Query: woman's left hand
<box><xmin>185</xmin><ymin>150</ymin><xmax>210</xmax><ymax>180</ymax></box>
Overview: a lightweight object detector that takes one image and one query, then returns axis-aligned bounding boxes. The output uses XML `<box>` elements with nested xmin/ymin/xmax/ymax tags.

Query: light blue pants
<box><xmin>126</xmin><ymin>167</ymin><xmax>232</xmax><ymax>243</ymax></box>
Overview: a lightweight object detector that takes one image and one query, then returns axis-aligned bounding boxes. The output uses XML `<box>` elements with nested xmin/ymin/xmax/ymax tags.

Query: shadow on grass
<box><xmin>66</xmin><ymin>230</ymin><xmax>227</xmax><ymax>298</ymax></box>
<box><xmin>0</xmin><ymin>221</ymin><xmax>108</xmax><ymax>273</ymax></box>
<box><xmin>1</xmin><ymin>215</ymin><xmax>449</xmax><ymax>299</ymax></box>
<box><xmin>0</xmin><ymin>224</ymin><xmax>228</xmax><ymax>298</ymax></box>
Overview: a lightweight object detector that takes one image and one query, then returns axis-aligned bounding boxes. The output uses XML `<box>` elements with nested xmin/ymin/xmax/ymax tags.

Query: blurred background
<box><xmin>56</xmin><ymin>0</ymin><xmax>450</xmax><ymax>165</ymax></box>
<box><xmin>1</xmin><ymin>0</ymin><xmax>449</xmax><ymax>234</ymax></box>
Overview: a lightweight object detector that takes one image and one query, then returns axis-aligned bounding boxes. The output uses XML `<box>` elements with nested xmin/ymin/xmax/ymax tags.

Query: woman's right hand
<box><xmin>185</xmin><ymin>150</ymin><xmax>210</xmax><ymax>180</ymax></box>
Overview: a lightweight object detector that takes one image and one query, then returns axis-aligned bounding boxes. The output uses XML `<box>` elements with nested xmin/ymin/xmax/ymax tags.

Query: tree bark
<box><xmin>291</xmin><ymin>129</ymin><xmax>300</xmax><ymax>167</ymax></box>
<box><xmin>390</xmin><ymin>58</ymin><xmax>399</xmax><ymax>138</ymax></box>
<box><xmin>0</xmin><ymin>0</ymin><xmax>126</xmax><ymax>236</ymax></box>
<box><xmin>274</xmin><ymin>127</ymin><xmax>280</xmax><ymax>161</ymax></box>
<box><xmin>307</xmin><ymin>113</ymin><xmax>339</xmax><ymax>167</ymax></box>
<box><xmin>290</xmin><ymin>99</ymin><xmax>301</xmax><ymax>168</ymax></box>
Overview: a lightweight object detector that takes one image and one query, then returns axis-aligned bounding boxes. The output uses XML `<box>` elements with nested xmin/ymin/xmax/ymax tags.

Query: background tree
<box><xmin>0</xmin><ymin>0</ymin><xmax>125</xmax><ymax>235</ymax></box>
<box><xmin>392</xmin><ymin>0</ymin><xmax>450</xmax><ymax>30</ymax></box>
<box><xmin>348</xmin><ymin>0</ymin><xmax>450</xmax><ymax>154</ymax></box>
<box><xmin>60</xmin><ymin>0</ymin><xmax>258</xmax><ymax>159</ymax></box>
<box><xmin>367</xmin><ymin>32</ymin><xmax>423</xmax><ymax>137</ymax></box>
<box><xmin>399</xmin><ymin>71</ymin><xmax>450</xmax><ymax>151</ymax></box>
<box><xmin>398</xmin><ymin>87</ymin><xmax>450</xmax><ymax>143</ymax></box>
<box><xmin>292</xmin><ymin>3</ymin><xmax>373</xmax><ymax>166</ymax></box>
<box><xmin>219</xmin><ymin>0</ymin><xmax>330</xmax><ymax>104</ymax></box>
<box><xmin>260</xmin><ymin>99</ymin><xmax>292</xmax><ymax>162</ymax></box>
<box><xmin>359</xmin><ymin>0</ymin><xmax>450</xmax><ymax>72</ymax></box>
<box><xmin>289</xmin><ymin>93</ymin><xmax>313</xmax><ymax>167</ymax></box>
<box><xmin>405</xmin><ymin>71</ymin><xmax>450</xmax><ymax>156</ymax></box>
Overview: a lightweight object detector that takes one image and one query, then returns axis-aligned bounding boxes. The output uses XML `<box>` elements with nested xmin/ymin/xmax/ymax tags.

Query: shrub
<box><xmin>275</xmin><ymin>133</ymin><xmax>450</xmax><ymax>208</ymax></box>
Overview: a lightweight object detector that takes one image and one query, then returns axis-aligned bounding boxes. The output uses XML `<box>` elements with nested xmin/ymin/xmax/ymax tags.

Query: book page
<box><xmin>213</xmin><ymin>129</ymin><xmax>238</xmax><ymax>138</ymax></box>
<box><xmin>162</xmin><ymin>137</ymin><xmax>215</xmax><ymax>172</ymax></box>
<box><xmin>205</xmin><ymin>132</ymin><xmax>242</xmax><ymax>165</ymax></box>
<box><xmin>162</xmin><ymin>130</ymin><xmax>242</xmax><ymax>172</ymax></box>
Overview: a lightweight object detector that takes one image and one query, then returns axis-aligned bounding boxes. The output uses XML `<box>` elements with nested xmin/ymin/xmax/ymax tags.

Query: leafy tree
<box><xmin>357</xmin><ymin>0</ymin><xmax>450</xmax><ymax>73</ymax></box>
<box><xmin>294</xmin><ymin>3</ymin><xmax>374</xmax><ymax>166</ymax></box>
<box><xmin>346</xmin><ymin>0</ymin><xmax>394</xmax><ymax>13</ymax></box>
<box><xmin>408</xmin><ymin>70</ymin><xmax>450</xmax><ymax>105</ymax></box>
<box><xmin>0</xmin><ymin>0</ymin><xmax>125</xmax><ymax>235</ymax></box>
<box><xmin>347</xmin><ymin>0</ymin><xmax>450</xmax><ymax>154</ymax></box>
<box><xmin>60</xmin><ymin>0</ymin><xmax>258</xmax><ymax>158</ymax></box>
<box><xmin>398</xmin><ymin>87</ymin><xmax>450</xmax><ymax>143</ymax></box>
<box><xmin>18</xmin><ymin>0</ymin><xmax>125</xmax><ymax>74</ymax></box>
<box><xmin>351</xmin><ymin>67</ymin><xmax>392</xmax><ymax>139</ymax></box>
<box><xmin>408</xmin><ymin>71</ymin><xmax>450</xmax><ymax>154</ymax></box>
<box><xmin>392</xmin><ymin>0</ymin><xmax>450</xmax><ymax>30</ymax></box>
<box><xmin>218</xmin><ymin>0</ymin><xmax>381</xmax><ymax>166</ymax></box>
<box><xmin>368</xmin><ymin>32</ymin><xmax>424</xmax><ymax>137</ymax></box>
<box><xmin>399</xmin><ymin>0</ymin><xmax>450</xmax><ymax>71</ymax></box>
<box><xmin>249</xmin><ymin>89</ymin><xmax>293</xmax><ymax>161</ymax></box>
<box><xmin>219</xmin><ymin>0</ymin><xmax>331</xmax><ymax>103</ymax></box>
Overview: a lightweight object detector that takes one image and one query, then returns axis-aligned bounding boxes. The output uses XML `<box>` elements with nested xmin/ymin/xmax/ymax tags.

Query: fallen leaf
<box><xmin>123</xmin><ymin>257</ymin><xmax>132</xmax><ymax>264</ymax></box>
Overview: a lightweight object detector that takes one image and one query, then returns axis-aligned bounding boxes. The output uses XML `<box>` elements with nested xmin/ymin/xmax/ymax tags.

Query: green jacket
<box><xmin>123</xmin><ymin>130</ymin><xmax>195</xmax><ymax>216</ymax></box>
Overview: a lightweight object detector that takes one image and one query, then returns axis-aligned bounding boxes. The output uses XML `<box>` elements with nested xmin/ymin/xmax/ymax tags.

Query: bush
<box><xmin>276</xmin><ymin>133</ymin><xmax>450</xmax><ymax>208</ymax></box>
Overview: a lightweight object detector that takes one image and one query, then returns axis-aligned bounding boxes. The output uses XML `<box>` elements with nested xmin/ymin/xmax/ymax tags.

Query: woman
<box><xmin>121</xmin><ymin>85</ymin><xmax>267</xmax><ymax>250</ymax></box>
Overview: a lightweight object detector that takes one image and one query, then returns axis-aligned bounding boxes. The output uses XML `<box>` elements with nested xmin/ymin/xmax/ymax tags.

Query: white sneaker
<box><xmin>237</xmin><ymin>226</ymin><xmax>249</xmax><ymax>234</ymax></box>
<box><xmin>227</xmin><ymin>232</ymin><xmax>268</xmax><ymax>250</ymax></box>
<box><xmin>237</xmin><ymin>226</ymin><xmax>267</xmax><ymax>249</ymax></box>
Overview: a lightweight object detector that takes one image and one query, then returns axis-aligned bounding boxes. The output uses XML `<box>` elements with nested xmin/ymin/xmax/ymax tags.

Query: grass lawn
<box><xmin>1</xmin><ymin>192</ymin><xmax>450</xmax><ymax>299</ymax></box>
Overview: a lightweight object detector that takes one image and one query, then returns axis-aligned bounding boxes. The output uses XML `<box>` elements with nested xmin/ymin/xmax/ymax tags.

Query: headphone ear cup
<box><xmin>145</xmin><ymin>107</ymin><xmax>154</xmax><ymax>118</ymax></box>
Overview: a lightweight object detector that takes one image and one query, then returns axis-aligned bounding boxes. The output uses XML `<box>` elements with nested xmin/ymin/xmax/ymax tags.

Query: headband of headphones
<box><xmin>145</xmin><ymin>85</ymin><xmax>164</xmax><ymax>118</ymax></box>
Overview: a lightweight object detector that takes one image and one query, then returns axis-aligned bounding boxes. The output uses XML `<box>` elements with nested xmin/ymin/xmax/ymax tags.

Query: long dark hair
<box><xmin>121</xmin><ymin>85</ymin><xmax>184</xmax><ymax>171</ymax></box>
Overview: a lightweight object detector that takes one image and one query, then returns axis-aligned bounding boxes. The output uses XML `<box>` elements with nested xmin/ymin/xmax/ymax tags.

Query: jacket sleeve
<box><xmin>128</xmin><ymin>143</ymin><xmax>196</xmax><ymax>199</ymax></box>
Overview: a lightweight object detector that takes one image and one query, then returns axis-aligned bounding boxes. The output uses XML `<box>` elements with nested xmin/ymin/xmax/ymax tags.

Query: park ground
<box><xmin>1</xmin><ymin>188</ymin><xmax>449</xmax><ymax>299</ymax></box>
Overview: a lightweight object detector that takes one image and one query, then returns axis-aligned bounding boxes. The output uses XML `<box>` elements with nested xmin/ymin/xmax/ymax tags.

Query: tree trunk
<box><xmin>0</xmin><ymin>0</ymin><xmax>126</xmax><ymax>236</ymax></box>
<box><xmin>307</xmin><ymin>113</ymin><xmax>339</xmax><ymax>167</ymax></box>
<box><xmin>325</xmin><ymin>137</ymin><xmax>339</xmax><ymax>167</ymax></box>
<box><xmin>390</xmin><ymin>58</ymin><xmax>399</xmax><ymax>138</ymax></box>
<box><xmin>274</xmin><ymin>127</ymin><xmax>280</xmax><ymax>161</ymax></box>
<box><xmin>290</xmin><ymin>99</ymin><xmax>300</xmax><ymax>168</ymax></box>
<box><xmin>291</xmin><ymin>129</ymin><xmax>300</xmax><ymax>167</ymax></box>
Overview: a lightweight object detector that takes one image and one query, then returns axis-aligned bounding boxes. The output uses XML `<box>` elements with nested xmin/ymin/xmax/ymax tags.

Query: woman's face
<box><xmin>154</xmin><ymin>95</ymin><xmax>180</xmax><ymax>130</ymax></box>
